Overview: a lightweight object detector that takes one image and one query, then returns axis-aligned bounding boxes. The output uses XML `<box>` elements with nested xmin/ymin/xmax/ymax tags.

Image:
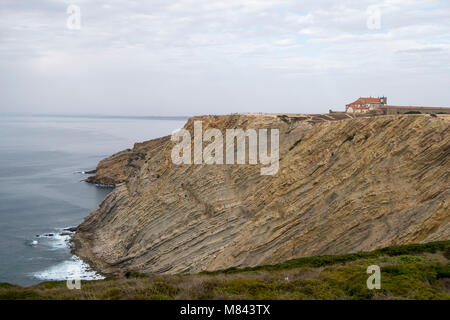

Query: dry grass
<box><xmin>1</xmin><ymin>241</ymin><xmax>449</xmax><ymax>300</ymax></box>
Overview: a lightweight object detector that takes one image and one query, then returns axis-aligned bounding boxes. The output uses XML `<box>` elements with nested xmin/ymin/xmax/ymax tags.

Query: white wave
<box><xmin>33</xmin><ymin>256</ymin><xmax>104</xmax><ymax>281</ymax></box>
<box><xmin>35</xmin><ymin>230</ymin><xmax>71</xmax><ymax>250</ymax></box>
<box><xmin>26</xmin><ymin>239</ymin><xmax>39</xmax><ymax>246</ymax></box>
<box><xmin>32</xmin><ymin>228</ymin><xmax>104</xmax><ymax>281</ymax></box>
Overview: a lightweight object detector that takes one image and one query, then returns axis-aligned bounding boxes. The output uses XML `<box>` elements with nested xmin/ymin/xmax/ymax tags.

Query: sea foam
<box><xmin>32</xmin><ymin>229</ymin><xmax>104</xmax><ymax>281</ymax></box>
<box><xmin>33</xmin><ymin>255</ymin><xmax>104</xmax><ymax>281</ymax></box>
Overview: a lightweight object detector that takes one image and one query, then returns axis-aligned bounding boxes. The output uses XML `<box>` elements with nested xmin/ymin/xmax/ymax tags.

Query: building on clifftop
<box><xmin>343</xmin><ymin>96</ymin><xmax>450</xmax><ymax>115</ymax></box>
<box><xmin>345</xmin><ymin>96</ymin><xmax>387</xmax><ymax>113</ymax></box>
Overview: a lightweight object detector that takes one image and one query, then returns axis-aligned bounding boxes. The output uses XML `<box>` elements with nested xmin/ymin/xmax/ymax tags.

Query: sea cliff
<box><xmin>73</xmin><ymin>113</ymin><xmax>450</xmax><ymax>276</ymax></box>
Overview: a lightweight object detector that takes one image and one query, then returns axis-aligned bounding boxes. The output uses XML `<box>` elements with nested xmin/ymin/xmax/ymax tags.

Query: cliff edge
<box><xmin>73</xmin><ymin>114</ymin><xmax>450</xmax><ymax>275</ymax></box>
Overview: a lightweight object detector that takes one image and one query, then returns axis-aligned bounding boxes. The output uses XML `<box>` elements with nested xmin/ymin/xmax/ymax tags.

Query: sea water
<box><xmin>0</xmin><ymin>114</ymin><xmax>187</xmax><ymax>286</ymax></box>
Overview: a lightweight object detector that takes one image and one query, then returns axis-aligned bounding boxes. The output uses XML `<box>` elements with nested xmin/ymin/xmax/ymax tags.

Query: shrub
<box><xmin>434</xmin><ymin>265</ymin><xmax>450</xmax><ymax>279</ymax></box>
<box><xmin>0</xmin><ymin>289</ymin><xmax>42</xmax><ymax>300</ymax></box>
<box><xmin>344</xmin><ymin>273</ymin><xmax>376</xmax><ymax>299</ymax></box>
<box><xmin>203</xmin><ymin>240</ymin><xmax>450</xmax><ymax>275</ymax></box>
<box><xmin>0</xmin><ymin>283</ymin><xmax>15</xmax><ymax>289</ymax></box>
<box><xmin>404</xmin><ymin>111</ymin><xmax>421</xmax><ymax>114</ymax></box>
<box><xmin>35</xmin><ymin>281</ymin><xmax>66</xmax><ymax>289</ymax></box>
<box><xmin>101</xmin><ymin>288</ymin><xmax>123</xmax><ymax>300</ymax></box>
<box><xmin>443</xmin><ymin>246</ymin><xmax>450</xmax><ymax>260</ymax></box>
<box><xmin>125</xmin><ymin>271</ymin><xmax>148</xmax><ymax>279</ymax></box>
<box><xmin>149</xmin><ymin>280</ymin><xmax>179</xmax><ymax>297</ymax></box>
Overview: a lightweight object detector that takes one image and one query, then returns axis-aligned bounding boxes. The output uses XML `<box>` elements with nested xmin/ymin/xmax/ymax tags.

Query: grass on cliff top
<box><xmin>201</xmin><ymin>240</ymin><xmax>450</xmax><ymax>275</ymax></box>
<box><xmin>0</xmin><ymin>240</ymin><xmax>449</xmax><ymax>300</ymax></box>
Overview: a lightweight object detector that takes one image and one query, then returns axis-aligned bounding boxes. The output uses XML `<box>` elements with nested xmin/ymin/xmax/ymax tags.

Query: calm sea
<box><xmin>0</xmin><ymin>114</ymin><xmax>187</xmax><ymax>286</ymax></box>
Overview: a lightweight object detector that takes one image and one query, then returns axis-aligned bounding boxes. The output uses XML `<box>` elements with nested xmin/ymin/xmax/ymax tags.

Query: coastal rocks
<box><xmin>85</xmin><ymin>136</ymin><xmax>171</xmax><ymax>186</ymax></box>
<box><xmin>73</xmin><ymin>114</ymin><xmax>450</xmax><ymax>276</ymax></box>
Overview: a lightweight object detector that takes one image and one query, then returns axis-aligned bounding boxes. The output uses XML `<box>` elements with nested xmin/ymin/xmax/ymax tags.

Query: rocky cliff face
<box><xmin>73</xmin><ymin>114</ymin><xmax>450</xmax><ymax>275</ymax></box>
<box><xmin>85</xmin><ymin>135</ymin><xmax>170</xmax><ymax>186</ymax></box>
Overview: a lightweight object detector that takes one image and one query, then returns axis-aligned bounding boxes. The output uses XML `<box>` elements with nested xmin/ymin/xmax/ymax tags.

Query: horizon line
<box><xmin>0</xmin><ymin>112</ymin><xmax>191</xmax><ymax>120</ymax></box>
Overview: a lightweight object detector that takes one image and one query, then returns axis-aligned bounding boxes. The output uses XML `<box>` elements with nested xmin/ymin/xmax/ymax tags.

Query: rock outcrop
<box><xmin>73</xmin><ymin>114</ymin><xmax>450</xmax><ymax>275</ymax></box>
<box><xmin>85</xmin><ymin>136</ymin><xmax>170</xmax><ymax>186</ymax></box>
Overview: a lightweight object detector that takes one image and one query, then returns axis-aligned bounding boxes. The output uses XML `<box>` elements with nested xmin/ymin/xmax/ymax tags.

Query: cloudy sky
<box><xmin>1</xmin><ymin>0</ymin><xmax>449</xmax><ymax>116</ymax></box>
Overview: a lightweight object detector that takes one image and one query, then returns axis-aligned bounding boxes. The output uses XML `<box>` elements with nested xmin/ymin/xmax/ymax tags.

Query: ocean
<box><xmin>0</xmin><ymin>114</ymin><xmax>187</xmax><ymax>286</ymax></box>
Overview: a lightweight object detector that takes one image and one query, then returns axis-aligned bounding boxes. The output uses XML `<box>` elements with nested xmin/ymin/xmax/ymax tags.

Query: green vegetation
<box><xmin>125</xmin><ymin>271</ymin><xmax>149</xmax><ymax>279</ymax></box>
<box><xmin>405</xmin><ymin>111</ymin><xmax>421</xmax><ymax>114</ymax></box>
<box><xmin>0</xmin><ymin>241</ymin><xmax>448</xmax><ymax>300</ymax></box>
<box><xmin>202</xmin><ymin>240</ymin><xmax>449</xmax><ymax>275</ymax></box>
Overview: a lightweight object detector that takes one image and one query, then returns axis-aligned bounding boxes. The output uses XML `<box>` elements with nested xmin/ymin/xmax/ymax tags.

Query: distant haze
<box><xmin>1</xmin><ymin>0</ymin><xmax>449</xmax><ymax>116</ymax></box>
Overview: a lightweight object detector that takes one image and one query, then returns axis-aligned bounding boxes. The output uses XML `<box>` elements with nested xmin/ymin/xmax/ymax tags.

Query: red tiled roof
<box><xmin>361</xmin><ymin>97</ymin><xmax>382</xmax><ymax>103</ymax></box>
<box><xmin>346</xmin><ymin>97</ymin><xmax>382</xmax><ymax>106</ymax></box>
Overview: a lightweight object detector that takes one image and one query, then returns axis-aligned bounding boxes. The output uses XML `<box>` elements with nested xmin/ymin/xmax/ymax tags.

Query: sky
<box><xmin>1</xmin><ymin>0</ymin><xmax>449</xmax><ymax>116</ymax></box>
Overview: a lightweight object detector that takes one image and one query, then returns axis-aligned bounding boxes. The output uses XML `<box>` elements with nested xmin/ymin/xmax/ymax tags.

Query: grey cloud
<box><xmin>0</xmin><ymin>0</ymin><xmax>449</xmax><ymax>116</ymax></box>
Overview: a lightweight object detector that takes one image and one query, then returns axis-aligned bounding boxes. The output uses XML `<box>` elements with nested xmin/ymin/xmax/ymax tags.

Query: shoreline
<box><xmin>30</xmin><ymin>226</ymin><xmax>105</xmax><ymax>285</ymax></box>
<box><xmin>2</xmin><ymin>240</ymin><xmax>449</xmax><ymax>300</ymax></box>
<box><xmin>71</xmin><ymin>114</ymin><xmax>450</xmax><ymax>277</ymax></box>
